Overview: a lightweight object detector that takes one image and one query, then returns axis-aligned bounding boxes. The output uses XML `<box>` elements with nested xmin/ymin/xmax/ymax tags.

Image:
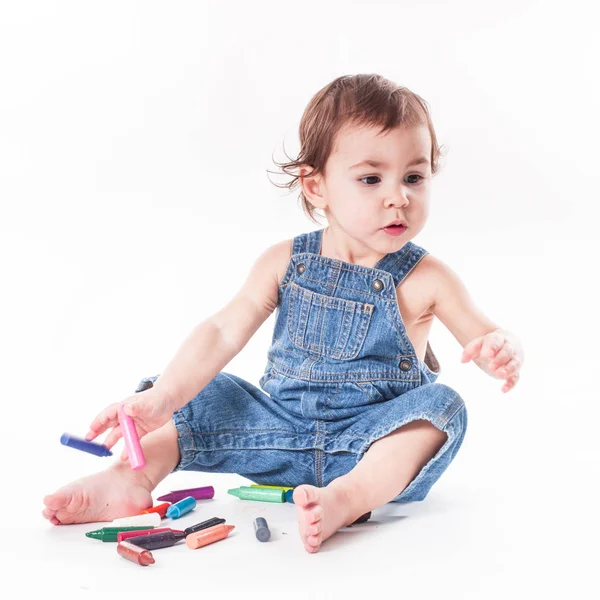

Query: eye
<box><xmin>359</xmin><ymin>174</ymin><xmax>425</xmax><ymax>186</ymax></box>
<box><xmin>406</xmin><ymin>174</ymin><xmax>424</xmax><ymax>184</ymax></box>
<box><xmin>359</xmin><ymin>175</ymin><xmax>381</xmax><ymax>185</ymax></box>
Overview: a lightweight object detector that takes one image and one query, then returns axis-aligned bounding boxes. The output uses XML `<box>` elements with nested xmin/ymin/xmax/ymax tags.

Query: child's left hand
<box><xmin>461</xmin><ymin>329</ymin><xmax>523</xmax><ymax>393</ymax></box>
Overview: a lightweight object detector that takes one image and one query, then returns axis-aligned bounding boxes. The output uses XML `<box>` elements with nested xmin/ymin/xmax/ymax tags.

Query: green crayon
<box><xmin>85</xmin><ymin>526</ymin><xmax>154</xmax><ymax>542</ymax></box>
<box><xmin>227</xmin><ymin>486</ymin><xmax>285</xmax><ymax>503</ymax></box>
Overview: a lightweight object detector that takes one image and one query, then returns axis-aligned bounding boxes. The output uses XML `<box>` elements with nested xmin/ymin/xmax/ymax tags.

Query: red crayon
<box><xmin>140</xmin><ymin>502</ymin><xmax>171</xmax><ymax>518</ymax></box>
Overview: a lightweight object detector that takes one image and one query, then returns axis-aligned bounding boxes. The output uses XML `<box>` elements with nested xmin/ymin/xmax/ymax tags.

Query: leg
<box><xmin>42</xmin><ymin>421</ymin><xmax>180</xmax><ymax>525</ymax></box>
<box><xmin>294</xmin><ymin>420</ymin><xmax>448</xmax><ymax>553</ymax></box>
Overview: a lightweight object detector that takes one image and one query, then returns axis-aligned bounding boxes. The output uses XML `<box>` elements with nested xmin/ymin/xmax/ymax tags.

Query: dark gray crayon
<box><xmin>254</xmin><ymin>517</ymin><xmax>271</xmax><ymax>542</ymax></box>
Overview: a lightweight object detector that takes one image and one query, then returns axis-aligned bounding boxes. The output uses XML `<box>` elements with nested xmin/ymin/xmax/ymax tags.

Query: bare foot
<box><xmin>42</xmin><ymin>464</ymin><xmax>153</xmax><ymax>525</ymax></box>
<box><xmin>293</xmin><ymin>483</ymin><xmax>363</xmax><ymax>553</ymax></box>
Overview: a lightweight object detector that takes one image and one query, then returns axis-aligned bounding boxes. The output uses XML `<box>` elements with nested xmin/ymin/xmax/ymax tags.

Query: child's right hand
<box><xmin>85</xmin><ymin>386</ymin><xmax>175</xmax><ymax>461</ymax></box>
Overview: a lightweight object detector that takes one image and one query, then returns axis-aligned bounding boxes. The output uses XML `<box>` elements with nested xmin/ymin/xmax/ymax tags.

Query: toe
<box><xmin>308</xmin><ymin>522</ymin><xmax>322</xmax><ymax>536</ymax></box>
<box><xmin>306</xmin><ymin>534</ymin><xmax>321</xmax><ymax>551</ymax></box>
<box><xmin>293</xmin><ymin>485</ymin><xmax>319</xmax><ymax>508</ymax></box>
<box><xmin>43</xmin><ymin>490</ymin><xmax>71</xmax><ymax>511</ymax></box>
<box><xmin>307</xmin><ymin>505</ymin><xmax>323</xmax><ymax>523</ymax></box>
<box><xmin>42</xmin><ymin>508</ymin><xmax>55</xmax><ymax>520</ymax></box>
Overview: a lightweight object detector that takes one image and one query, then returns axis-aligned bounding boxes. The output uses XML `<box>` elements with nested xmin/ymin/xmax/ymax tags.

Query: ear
<box><xmin>299</xmin><ymin>164</ymin><xmax>327</xmax><ymax>211</ymax></box>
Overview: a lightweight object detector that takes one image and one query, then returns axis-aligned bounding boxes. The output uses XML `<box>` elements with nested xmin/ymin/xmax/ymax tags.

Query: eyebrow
<box><xmin>349</xmin><ymin>157</ymin><xmax>430</xmax><ymax>170</ymax></box>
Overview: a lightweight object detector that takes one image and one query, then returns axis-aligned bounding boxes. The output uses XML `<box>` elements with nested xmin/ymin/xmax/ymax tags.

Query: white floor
<box><xmin>4</xmin><ymin>425</ymin><xmax>598</xmax><ymax>599</ymax></box>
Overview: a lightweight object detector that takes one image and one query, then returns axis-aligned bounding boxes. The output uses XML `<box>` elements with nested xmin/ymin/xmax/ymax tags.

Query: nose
<box><xmin>385</xmin><ymin>189</ymin><xmax>409</xmax><ymax>209</ymax></box>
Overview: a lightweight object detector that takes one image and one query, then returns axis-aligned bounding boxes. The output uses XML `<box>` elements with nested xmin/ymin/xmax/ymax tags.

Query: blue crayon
<box><xmin>166</xmin><ymin>496</ymin><xmax>196</xmax><ymax>519</ymax></box>
<box><xmin>284</xmin><ymin>489</ymin><xmax>294</xmax><ymax>503</ymax></box>
<box><xmin>60</xmin><ymin>433</ymin><xmax>112</xmax><ymax>457</ymax></box>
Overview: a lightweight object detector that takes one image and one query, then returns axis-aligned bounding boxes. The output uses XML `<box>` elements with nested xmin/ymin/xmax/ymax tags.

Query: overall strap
<box><xmin>373</xmin><ymin>241</ymin><xmax>429</xmax><ymax>287</ymax></box>
<box><xmin>292</xmin><ymin>228</ymin><xmax>323</xmax><ymax>256</ymax></box>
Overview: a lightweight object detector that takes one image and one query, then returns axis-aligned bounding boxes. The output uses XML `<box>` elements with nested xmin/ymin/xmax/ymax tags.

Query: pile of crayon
<box><xmin>84</xmin><ymin>484</ymin><xmax>280</xmax><ymax>566</ymax></box>
<box><xmin>62</xmin><ymin>432</ymin><xmax>371</xmax><ymax>565</ymax></box>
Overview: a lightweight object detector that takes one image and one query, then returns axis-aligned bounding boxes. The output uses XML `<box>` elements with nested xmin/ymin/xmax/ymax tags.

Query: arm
<box><xmin>153</xmin><ymin>239</ymin><xmax>289</xmax><ymax>411</ymax></box>
<box><xmin>86</xmin><ymin>239</ymin><xmax>291</xmax><ymax>448</ymax></box>
<box><xmin>429</xmin><ymin>255</ymin><xmax>524</xmax><ymax>391</ymax></box>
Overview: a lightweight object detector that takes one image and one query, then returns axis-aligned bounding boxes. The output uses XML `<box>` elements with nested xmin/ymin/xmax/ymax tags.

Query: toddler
<box><xmin>43</xmin><ymin>74</ymin><xmax>524</xmax><ymax>553</ymax></box>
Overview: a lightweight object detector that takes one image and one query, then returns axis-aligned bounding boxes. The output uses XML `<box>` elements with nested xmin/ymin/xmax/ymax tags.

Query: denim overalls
<box><xmin>138</xmin><ymin>227</ymin><xmax>467</xmax><ymax>503</ymax></box>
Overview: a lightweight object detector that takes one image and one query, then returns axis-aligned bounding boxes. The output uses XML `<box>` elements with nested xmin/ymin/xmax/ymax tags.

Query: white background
<box><xmin>1</xmin><ymin>1</ymin><xmax>598</xmax><ymax>597</ymax></box>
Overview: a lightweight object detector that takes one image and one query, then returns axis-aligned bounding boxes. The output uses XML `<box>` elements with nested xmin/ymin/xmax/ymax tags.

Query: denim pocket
<box><xmin>286</xmin><ymin>282</ymin><xmax>374</xmax><ymax>360</ymax></box>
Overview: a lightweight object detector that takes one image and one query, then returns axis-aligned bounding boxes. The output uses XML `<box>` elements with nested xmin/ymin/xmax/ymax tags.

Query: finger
<box><xmin>497</xmin><ymin>357</ymin><xmax>521</xmax><ymax>378</ymax></box>
<box><xmin>461</xmin><ymin>337</ymin><xmax>484</xmax><ymax>363</ymax></box>
<box><xmin>501</xmin><ymin>372</ymin><xmax>520</xmax><ymax>393</ymax></box>
<box><xmin>124</xmin><ymin>399</ymin><xmax>143</xmax><ymax>418</ymax></box>
<box><xmin>86</xmin><ymin>404</ymin><xmax>120</xmax><ymax>440</ymax></box>
<box><xmin>103</xmin><ymin>424</ymin><xmax>123</xmax><ymax>450</ymax></box>
<box><xmin>480</xmin><ymin>331</ymin><xmax>506</xmax><ymax>361</ymax></box>
<box><xmin>120</xmin><ymin>447</ymin><xmax>129</xmax><ymax>461</ymax></box>
<box><xmin>489</xmin><ymin>342</ymin><xmax>515</xmax><ymax>371</ymax></box>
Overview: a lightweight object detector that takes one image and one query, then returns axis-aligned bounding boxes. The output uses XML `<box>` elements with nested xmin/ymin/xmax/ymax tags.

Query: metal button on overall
<box><xmin>400</xmin><ymin>359</ymin><xmax>412</xmax><ymax>371</ymax></box>
<box><xmin>372</xmin><ymin>279</ymin><xmax>384</xmax><ymax>291</ymax></box>
<box><xmin>297</xmin><ymin>263</ymin><xmax>306</xmax><ymax>274</ymax></box>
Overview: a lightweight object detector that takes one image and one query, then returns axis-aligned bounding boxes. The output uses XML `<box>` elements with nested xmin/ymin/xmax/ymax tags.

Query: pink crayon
<box><xmin>157</xmin><ymin>486</ymin><xmax>214</xmax><ymax>503</ymax></box>
<box><xmin>118</xmin><ymin>403</ymin><xmax>146</xmax><ymax>470</ymax></box>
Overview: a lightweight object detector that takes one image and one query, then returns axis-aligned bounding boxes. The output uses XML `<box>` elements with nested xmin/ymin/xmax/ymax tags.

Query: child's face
<box><xmin>303</xmin><ymin>123</ymin><xmax>432</xmax><ymax>257</ymax></box>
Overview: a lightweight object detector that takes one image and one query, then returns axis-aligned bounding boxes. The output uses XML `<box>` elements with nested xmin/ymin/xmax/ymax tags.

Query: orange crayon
<box><xmin>186</xmin><ymin>523</ymin><xmax>235</xmax><ymax>549</ymax></box>
<box><xmin>140</xmin><ymin>502</ymin><xmax>171</xmax><ymax>518</ymax></box>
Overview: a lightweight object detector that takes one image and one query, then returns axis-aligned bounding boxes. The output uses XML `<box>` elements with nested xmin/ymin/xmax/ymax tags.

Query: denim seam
<box><xmin>287</xmin><ymin>253</ymin><xmax>409</xmax><ymax>279</ymax></box>
<box><xmin>171</xmin><ymin>411</ymin><xmax>198</xmax><ymax>470</ymax></box>
<box><xmin>193</xmin><ymin>429</ymin><xmax>307</xmax><ymax>436</ymax></box>
<box><xmin>282</xmin><ymin>276</ymin><xmax>397</xmax><ymax>302</ymax></box>
<box><xmin>270</xmin><ymin>362</ymin><xmax>420</xmax><ymax>382</ymax></box>
<box><xmin>288</xmin><ymin>282</ymin><xmax>376</xmax><ymax>310</ymax></box>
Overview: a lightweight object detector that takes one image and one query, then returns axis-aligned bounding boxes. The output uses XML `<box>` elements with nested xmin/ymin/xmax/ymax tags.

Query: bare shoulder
<box><xmin>236</xmin><ymin>237</ymin><xmax>292</xmax><ymax>313</ymax></box>
<box><xmin>268</xmin><ymin>237</ymin><xmax>294</xmax><ymax>286</ymax></box>
<box><xmin>396</xmin><ymin>253</ymin><xmax>440</xmax><ymax>318</ymax></box>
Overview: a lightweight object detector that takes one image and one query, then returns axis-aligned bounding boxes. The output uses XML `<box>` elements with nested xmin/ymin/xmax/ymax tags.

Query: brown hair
<box><xmin>268</xmin><ymin>74</ymin><xmax>445</xmax><ymax>224</ymax></box>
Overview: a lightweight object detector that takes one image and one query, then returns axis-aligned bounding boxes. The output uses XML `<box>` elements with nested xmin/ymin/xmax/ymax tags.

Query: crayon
<box><xmin>186</xmin><ymin>524</ymin><xmax>235</xmax><ymax>549</ymax></box>
<box><xmin>140</xmin><ymin>502</ymin><xmax>171</xmax><ymax>518</ymax></box>
<box><xmin>254</xmin><ymin>517</ymin><xmax>271</xmax><ymax>542</ymax></box>
<box><xmin>86</xmin><ymin>526</ymin><xmax>154</xmax><ymax>542</ymax></box>
<box><xmin>166</xmin><ymin>496</ymin><xmax>196</xmax><ymax>519</ymax></box>
<box><xmin>284</xmin><ymin>489</ymin><xmax>294</xmax><ymax>503</ymax></box>
<box><xmin>250</xmin><ymin>484</ymin><xmax>293</xmax><ymax>491</ymax></box>
<box><xmin>111</xmin><ymin>512</ymin><xmax>161</xmax><ymax>528</ymax></box>
<box><xmin>117</xmin><ymin>527</ymin><xmax>178</xmax><ymax>543</ymax></box>
<box><xmin>117</xmin><ymin>540</ymin><xmax>155</xmax><ymax>566</ymax></box>
<box><xmin>227</xmin><ymin>486</ymin><xmax>285</xmax><ymax>503</ymax></box>
<box><xmin>60</xmin><ymin>433</ymin><xmax>112</xmax><ymax>457</ymax></box>
<box><xmin>157</xmin><ymin>486</ymin><xmax>214</xmax><ymax>503</ymax></box>
<box><xmin>184</xmin><ymin>517</ymin><xmax>226</xmax><ymax>536</ymax></box>
<box><xmin>125</xmin><ymin>530</ymin><xmax>186</xmax><ymax>550</ymax></box>
<box><xmin>118</xmin><ymin>403</ymin><xmax>146</xmax><ymax>470</ymax></box>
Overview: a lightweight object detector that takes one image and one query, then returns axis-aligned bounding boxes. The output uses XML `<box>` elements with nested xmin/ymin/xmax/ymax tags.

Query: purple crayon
<box><xmin>157</xmin><ymin>486</ymin><xmax>214</xmax><ymax>503</ymax></box>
